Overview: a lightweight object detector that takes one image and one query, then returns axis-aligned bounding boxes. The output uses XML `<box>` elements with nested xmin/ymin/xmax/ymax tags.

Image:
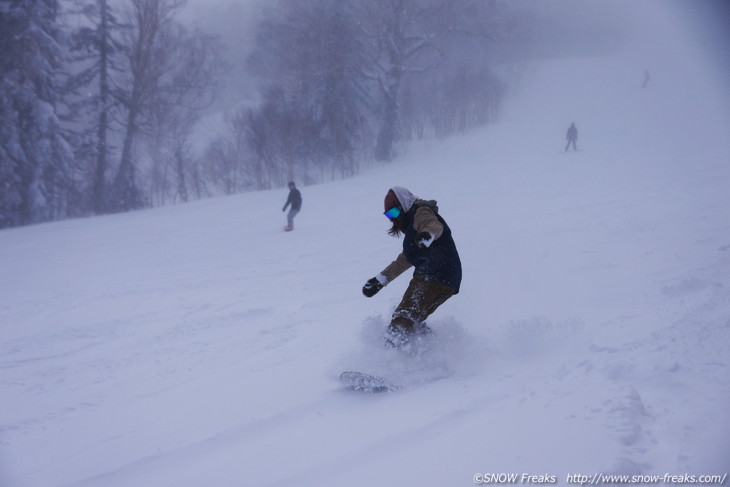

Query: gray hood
<box><xmin>391</xmin><ymin>186</ymin><xmax>417</xmax><ymax>212</ymax></box>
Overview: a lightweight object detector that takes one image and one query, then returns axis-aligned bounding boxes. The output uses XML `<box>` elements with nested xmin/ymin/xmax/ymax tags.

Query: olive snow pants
<box><xmin>389</xmin><ymin>274</ymin><xmax>457</xmax><ymax>333</ymax></box>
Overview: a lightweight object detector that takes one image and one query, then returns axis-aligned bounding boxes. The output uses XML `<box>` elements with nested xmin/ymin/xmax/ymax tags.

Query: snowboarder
<box><xmin>362</xmin><ymin>186</ymin><xmax>462</xmax><ymax>349</ymax></box>
<box><xmin>565</xmin><ymin>122</ymin><xmax>578</xmax><ymax>152</ymax></box>
<box><xmin>282</xmin><ymin>181</ymin><xmax>302</xmax><ymax>231</ymax></box>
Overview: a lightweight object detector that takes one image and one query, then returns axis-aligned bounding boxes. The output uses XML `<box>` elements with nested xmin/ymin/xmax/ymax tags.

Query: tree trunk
<box><xmin>92</xmin><ymin>0</ymin><xmax>110</xmax><ymax>214</ymax></box>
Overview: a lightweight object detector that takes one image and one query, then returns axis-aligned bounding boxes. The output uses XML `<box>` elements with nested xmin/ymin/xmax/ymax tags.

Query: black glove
<box><xmin>362</xmin><ymin>277</ymin><xmax>383</xmax><ymax>297</ymax></box>
<box><xmin>417</xmin><ymin>231</ymin><xmax>433</xmax><ymax>248</ymax></box>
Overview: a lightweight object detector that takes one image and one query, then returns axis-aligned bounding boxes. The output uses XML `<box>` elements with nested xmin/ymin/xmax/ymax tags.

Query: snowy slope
<box><xmin>3</xmin><ymin>29</ymin><xmax>730</xmax><ymax>487</ymax></box>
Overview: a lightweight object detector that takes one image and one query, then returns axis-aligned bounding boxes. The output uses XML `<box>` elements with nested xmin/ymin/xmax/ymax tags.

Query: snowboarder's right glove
<box><xmin>416</xmin><ymin>231</ymin><xmax>434</xmax><ymax>248</ymax></box>
<box><xmin>362</xmin><ymin>275</ymin><xmax>386</xmax><ymax>297</ymax></box>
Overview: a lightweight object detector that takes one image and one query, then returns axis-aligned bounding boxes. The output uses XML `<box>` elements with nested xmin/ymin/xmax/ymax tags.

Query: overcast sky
<box><xmin>176</xmin><ymin>0</ymin><xmax>730</xmax><ymax>114</ymax></box>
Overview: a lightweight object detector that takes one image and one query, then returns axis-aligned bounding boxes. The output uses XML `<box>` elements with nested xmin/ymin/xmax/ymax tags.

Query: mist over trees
<box><xmin>1</xmin><ymin>0</ymin><xmax>222</xmax><ymax>228</ymax></box>
<box><xmin>0</xmin><ymin>0</ymin><xmax>620</xmax><ymax>229</ymax></box>
<box><xmin>235</xmin><ymin>0</ymin><xmax>517</xmax><ymax>190</ymax></box>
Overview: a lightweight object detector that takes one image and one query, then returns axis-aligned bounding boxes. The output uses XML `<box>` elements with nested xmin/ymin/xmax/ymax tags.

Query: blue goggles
<box><xmin>383</xmin><ymin>206</ymin><xmax>402</xmax><ymax>220</ymax></box>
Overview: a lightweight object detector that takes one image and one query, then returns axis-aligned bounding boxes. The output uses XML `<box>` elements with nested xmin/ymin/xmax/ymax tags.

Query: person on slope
<box><xmin>362</xmin><ymin>186</ymin><xmax>462</xmax><ymax>349</ymax></box>
<box><xmin>565</xmin><ymin>122</ymin><xmax>578</xmax><ymax>152</ymax></box>
<box><xmin>282</xmin><ymin>181</ymin><xmax>302</xmax><ymax>231</ymax></box>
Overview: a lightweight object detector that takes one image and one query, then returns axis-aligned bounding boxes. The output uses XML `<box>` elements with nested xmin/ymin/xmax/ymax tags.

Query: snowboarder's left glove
<box><xmin>417</xmin><ymin>231</ymin><xmax>434</xmax><ymax>248</ymax></box>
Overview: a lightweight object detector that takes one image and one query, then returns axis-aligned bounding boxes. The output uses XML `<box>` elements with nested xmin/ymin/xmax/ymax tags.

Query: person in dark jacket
<box><xmin>282</xmin><ymin>181</ymin><xmax>302</xmax><ymax>231</ymax></box>
<box><xmin>362</xmin><ymin>186</ymin><xmax>462</xmax><ymax>349</ymax></box>
<box><xmin>565</xmin><ymin>122</ymin><xmax>578</xmax><ymax>152</ymax></box>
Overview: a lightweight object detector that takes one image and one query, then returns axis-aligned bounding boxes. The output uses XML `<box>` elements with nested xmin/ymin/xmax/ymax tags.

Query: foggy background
<box><xmin>1</xmin><ymin>0</ymin><xmax>728</xmax><ymax>229</ymax></box>
<box><xmin>178</xmin><ymin>0</ymin><xmax>730</xmax><ymax>115</ymax></box>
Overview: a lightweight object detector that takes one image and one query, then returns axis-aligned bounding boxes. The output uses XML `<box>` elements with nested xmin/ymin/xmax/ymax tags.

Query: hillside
<box><xmin>2</xmin><ymin>35</ymin><xmax>730</xmax><ymax>487</ymax></box>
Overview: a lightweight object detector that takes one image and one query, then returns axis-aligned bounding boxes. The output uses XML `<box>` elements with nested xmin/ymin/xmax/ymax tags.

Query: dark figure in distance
<box><xmin>565</xmin><ymin>122</ymin><xmax>578</xmax><ymax>152</ymax></box>
<box><xmin>282</xmin><ymin>181</ymin><xmax>302</xmax><ymax>231</ymax></box>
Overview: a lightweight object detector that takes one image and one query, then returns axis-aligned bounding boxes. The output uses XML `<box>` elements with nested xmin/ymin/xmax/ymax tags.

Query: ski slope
<box><xmin>2</xmin><ymin>29</ymin><xmax>730</xmax><ymax>487</ymax></box>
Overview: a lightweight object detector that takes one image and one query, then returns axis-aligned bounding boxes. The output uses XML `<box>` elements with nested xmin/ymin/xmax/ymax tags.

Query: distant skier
<box><xmin>565</xmin><ymin>122</ymin><xmax>578</xmax><ymax>152</ymax></box>
<box><xmin>282</xmin><ymin>181</ymin><xmax>302</xmax><ymax>231</ymax></box>
<box><xmin>362</xmin><ymin>186</ymin><xmax>462</xmax><ymax>349</ymax></box>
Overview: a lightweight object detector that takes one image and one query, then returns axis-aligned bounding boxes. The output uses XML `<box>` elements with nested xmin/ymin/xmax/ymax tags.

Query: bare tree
<box><xmin>143</xmin><ymin>24</ymin><xmax>222</xmax><ymax>205</ymax></box>
<box><xmin>246</xmin><ymin>0</ymin><xmax>369</xmax><ymax>184</ymax></box>
<box><xmin>356</xmin><ymin>0</ymin><xmax>454</xmax><ymax>161</ymax></box>
<box><xmin>111</xmin><ymin>0</ymin><xmax>186</xmax><ymax>212</ymax></box>
<box><xmin>67</xmin><ymin>0</ymin><xmax>127</xmax><ymax>214</ymax></box>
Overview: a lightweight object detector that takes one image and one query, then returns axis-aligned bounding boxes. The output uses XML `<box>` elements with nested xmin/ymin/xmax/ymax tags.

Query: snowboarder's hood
<box><xmin>390</xmin><ymin>186</ymin><xmax>417</xmax><ymax>212</ymax></box>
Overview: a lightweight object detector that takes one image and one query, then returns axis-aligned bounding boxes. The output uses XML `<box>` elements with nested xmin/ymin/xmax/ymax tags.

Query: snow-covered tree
<box><xmin>66</xmin><ymin>0</ymin><xmax>126</xmax><ymax>214</ymax></box>
<box><xmin>0</xmin><ymin>0</ymin><xmax>75</xmax><ymax>228</ymax></box>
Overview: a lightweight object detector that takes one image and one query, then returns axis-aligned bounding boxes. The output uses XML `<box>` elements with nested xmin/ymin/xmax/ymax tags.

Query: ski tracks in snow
<box><xmin>534</xmin><ymin>277</ymin><xmax>730</xmax><ymax>474</ymax></box>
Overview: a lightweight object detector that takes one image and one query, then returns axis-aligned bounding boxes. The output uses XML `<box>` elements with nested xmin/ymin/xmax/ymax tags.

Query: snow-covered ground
<box><xmin>2</xmin><ymin>18</ymin><xmax>730</xmax><ymax>487</ymax></box>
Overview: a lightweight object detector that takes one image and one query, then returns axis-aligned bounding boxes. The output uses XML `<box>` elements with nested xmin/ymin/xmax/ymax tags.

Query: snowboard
<box><xmin>339</xmin><ymin>371</ymin><xmax>400</xmax><ymax>393</ymax></box>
